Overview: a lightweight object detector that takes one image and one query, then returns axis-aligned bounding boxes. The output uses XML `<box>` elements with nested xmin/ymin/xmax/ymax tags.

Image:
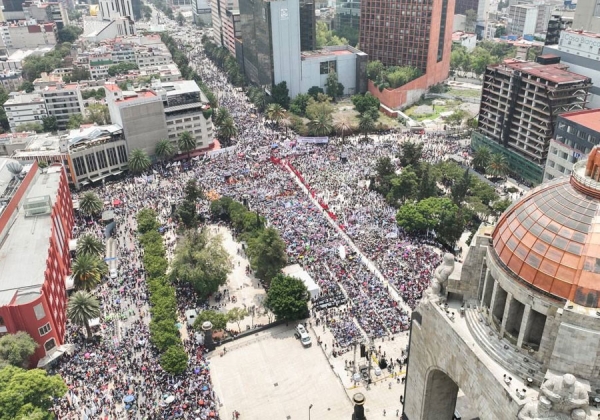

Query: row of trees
<box><xmin>137</xmin><ymin>209</ymin><xmax>189</xmax><ymax>374</ymax></box>
<box><xmin>471</xmin><ymin>146</ymin><xmax>510</xmax><ymax>177</ymax></box>
<box><xmin>450</xmin><ymin>42</ymin><xmax>517</xmax><ymax>76</ymax></box>
<box><xmin>210</xmin><ymin>197</ymin><xmax>287</xmax><ymax>285</ymax></box>
<box><xmin>212</xmin><ymin>107</ymin><xmax>238</xmax><ymax>146</ymax></box>
<box><xmin>202</xmin><ymin>37</ymin><xmax>245</xmax><ymax>88</ymax></box>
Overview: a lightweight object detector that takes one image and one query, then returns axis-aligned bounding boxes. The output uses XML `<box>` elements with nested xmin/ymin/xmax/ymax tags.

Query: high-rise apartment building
<box><xmin>40</xmin><ymin>83</ymin><xmax>85</xmax><ymax>131</ymax></box>
<box><xmin>211</xmin><ymin>0</ymin><xmax>238</xmax><ymax>50</ymax></box>
<box><xmin>573</xmin><ymin>0</ymin><xmax>600</xmax><ymax>33</ymax></box>
<box><xmin>359</xmin><ymin>0</ymin><xmax>454</xmax><ymax>78</ymax></box>
<box><xmin>455</xmin><ymin>0</ymin><xmax>478</xmax><ymax>15</ymax></box>
<box><xmin>333</xmin><ymin>0</ymin><xmax>360</xmax><ymax>46</ymax></box>
<box><xmin>472</xmin><ymin>58</ymin><xmax>591</xmax><ymax>184</ymax></box>
<box><xmin>99</xmin><ymin>0</ymin><xmax>134</xmax><ymax>20</ymax></box>
<box><xmin>545</xmin><ymin>11</ymin><xmax>573</xmax><ymax>45</ymax></box>
<box><xmin>299</xmin><ymin>0</ymin><xmax>316</xmax><ymax>51</ymax></box>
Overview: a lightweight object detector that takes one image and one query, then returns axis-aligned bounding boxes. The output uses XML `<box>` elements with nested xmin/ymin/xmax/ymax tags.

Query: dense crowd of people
<box><xmin>48</xmin><ymin>19</ymin><xmax>470</xmax><ymax>419</ymax></box>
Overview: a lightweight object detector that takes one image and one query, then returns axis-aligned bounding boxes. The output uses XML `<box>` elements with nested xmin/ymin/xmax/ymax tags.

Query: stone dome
<box><xmin>492</xmin><ymin>157</ymin><xmax>600</xmax><ymax>308</ymax></box>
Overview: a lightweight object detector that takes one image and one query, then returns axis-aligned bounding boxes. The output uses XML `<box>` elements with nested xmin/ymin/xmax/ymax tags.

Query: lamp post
<box><xmin>309</xmin><ymin>404</ymin><xmax>313</xmax><ymax>420</ymax></box>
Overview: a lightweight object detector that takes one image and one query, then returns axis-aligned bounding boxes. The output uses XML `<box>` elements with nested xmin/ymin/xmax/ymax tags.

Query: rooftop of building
<box><xmin>41</xmin><ymin>83</ymin><xmax>80</xmax><ymax>92</ymax></box>
<box><xmin>301</xmin><ymin>45</ymin><xmax>361</xmax><ymax>60</ymax></box>
<box><xmin>561</xmin><ymin>28</ymin><xmax>600</xmax><ymax>39</ymax></box>
<box><xmin>11</xmin><ymin>132</ymin><xmax>63</xmax><ymax>157</ymax></box>
<box><xmin>114</xmin><ymin>90</ymin><xmax>158</xmax><ymax>104</ymax></box>
<box><xmin>492</xmin><ymin>149</ymin><xmax>600</xmax><ymax>307</ymax></box>
<box><xmin>0</xmin><ymin>164</ymin><xmax>63</xmax><ymax>307</ymax></box>
<box><xmin>0</xmin><ymin>132</ymin><xmax>33</xmax><ymax>145</ymax></box>
<box><xmin>499</xmin><ymin>59</ymin><xmax>590</xmax><ymax>84</ymax></box>
<box><xmin>33</xmin><ymin>72</ymin><xmax>63</xmax><ymax>85</ymax></box>
<box><xmin>452</xmin><ymin>31</ymin><xmax>476</xmax><ymax>41</ymax></box>
<box><xmin>4</xmin><ymin>92</ymin><xmax>44</xmax><ymax>105</ymax></box>
<box><xmin>6</xmin><ymin>47</ymin><xmax>54</xmax><ymax>61</ymax></box>
<box><xmin>560</xmin><ymin>109</ymin><xmax>600</xmax><ymax>134</ymax></box>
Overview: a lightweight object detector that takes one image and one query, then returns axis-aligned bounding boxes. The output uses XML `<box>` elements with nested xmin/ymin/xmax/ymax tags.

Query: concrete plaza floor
<box><xmin>208</xmin><ymin>324</ymin><xmax>353</xmax><ymax>420</ymax></box>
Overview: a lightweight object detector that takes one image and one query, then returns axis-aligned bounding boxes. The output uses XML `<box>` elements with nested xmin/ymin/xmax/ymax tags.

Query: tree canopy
<box><xmin>169</xmin><ymin>229</ymin><xmax>231</xmax><ymax>298</ymax></box>
<box><xmin>0</xmin><ymin>365</ymin><xmax>67</xmax><ymax>420</ymax></box>
<box><xmin>265</xmin><ymin>274</ymin><xmax>309</xmax><ymax>321</ymax></box>
<box><xmin>0</xmin><ymin>333</ymin><xmax>38</xmax><ymax>368</ymax></box>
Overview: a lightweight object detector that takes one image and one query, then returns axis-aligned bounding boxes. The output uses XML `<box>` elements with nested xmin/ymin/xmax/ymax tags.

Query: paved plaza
<box><xmin>209</xmin><ymin>324</ymin><xmax>353</xmax><ymax>419</ymax></box>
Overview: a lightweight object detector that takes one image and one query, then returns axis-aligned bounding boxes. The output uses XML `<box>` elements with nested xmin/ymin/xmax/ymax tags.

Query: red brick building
<box><xmin>360</xmin><ymin>0</ymin><xmax>455</xmax><ymax>109</ymax></box>
<box><xmin>0</xmin><ymin>160</ymin><xmax>74</xmax><ymax>366</ymax></box>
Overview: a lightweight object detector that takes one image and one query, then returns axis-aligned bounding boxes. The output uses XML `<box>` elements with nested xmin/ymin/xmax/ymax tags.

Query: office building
<box><xmin>211</xmin><ymin>0</ymin><xmax>238</xmax><ymax>50</ymax></box>
<box><xmin>299</xmin><ymin>0</ymin><xmax>316</xmax><ymax>51</ymax></box>
<box><xmin>39</xmin><ymin>83</ymin><xmax>85</xmax><ymax>131</ymax></box>
<box><xmin>22</xmin><ymin>2</ymin><xmax>70</xmax><ymax>30</ymax></box>
<box><xmin>359</xmin><ymin>0</ymin><xmax>453</xmax><ymax>71</ymax></box>
<box><xmin>99</xmin><ymin>0</ymin><xmax>133</xmax><ymax>20</ymax></box>
<box><xmin>542</xmin><ymin>29</ymin><xmax>600</xmax><ymax>108</ymax></box>
<box><xmin>333</xmin><ymin>0</ymin><xmax>360</xmax><ymax>46</ymax></box>
<box><xmin>106</xmin><ymin>85</ymin><xmax>168</xmax><ymax>157</ymax></box>
<box><xmin>402</xmin><ymin>150</ymin><xmax>600</xmax><ymax>419</ymax></box>
<box><xmin>455</xmin><ymin>0</ymin><xmax>478</xmax><ymax>15</ymax></box>
<box><xmin>158</xmin><ymin>80</ymin><xmax>215</xmax><ymax>151</ymax></box>
<box><xmin>472</xmin><ymin>58</ymin><xmax>591</xmax><ymax>184</ymax></box>
<box><xmin>0</xmin><ymin>160</ymin><xmax>73</xmax><ymax>366</ymax></box>
<box><xmin>545</xmin><ymin>10</ymin><xmax>573</xmax><ymax>46</ymax></box>
<box><xmin>506</xmin><ymin>4</ymin><xmax>549</xmax><ymax>37</ymax></box>
<box><xmin>4</xmin><ymin>92</ymin><xmax>48</xmax><ymax>132</ymax></box>
<box><xmin>544</xmin><ymin>109</ymin><xmax>600</xmax><ymax>181</ymax></box>
<box><xmin>192</xmin><ymin>0</ymin><xmax>212</xmax><ymax>26</ymax></box>
<box><xmin>573</xmin><ymin>0</ymin><xmax>600</xmax><ymax>33</ymax></box>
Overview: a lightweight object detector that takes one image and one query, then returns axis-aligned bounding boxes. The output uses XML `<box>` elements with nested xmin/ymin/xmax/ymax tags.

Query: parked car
<box><xmin>294</xmin><ymin>324</ymin><xmax>312</xmax><ymax>347</ymax></box>
<box><xmin>109</xmin><ymin>268</ymin><xmax>118</xmax><ymax>279</ymax></box>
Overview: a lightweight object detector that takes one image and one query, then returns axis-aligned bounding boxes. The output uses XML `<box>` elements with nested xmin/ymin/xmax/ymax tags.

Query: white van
<box><xmin>295</xmin><ymin>324</ymin><xmax>312</xmax><ymax>347</ymax></box>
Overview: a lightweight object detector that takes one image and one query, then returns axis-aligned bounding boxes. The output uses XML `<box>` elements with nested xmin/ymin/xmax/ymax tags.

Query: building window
<box><xmin>96</xmin><ymin>151</ymin><xmax>108</xmax><ymax>170</ymax></box>
<box><xmin>117</xmin><ymin>145</ymin><xmax>128</xmax><ymax>164</ymax></box>
<box><xmin>33</xmin><ymin>303</ymin><xmax>46</xmax><ymax>320</ymax></box>
<box><xmin>85</xmin><ymin>154</ymin><xmax>98</xmax><ymax>172</ymax></box>
<box><xmin>39</xmin><ymin>323</ymin><xmax>51</xmax><ymax>336</ymax></box>
<box><xmin>44</xmin><ymin>338</ymin><xmax>56</xmax><ymax>352</ymax></box>
<box><xmin>107</xmin><ymin>148</ymin><xmax>118</xmax><ymax>166</ymax></box>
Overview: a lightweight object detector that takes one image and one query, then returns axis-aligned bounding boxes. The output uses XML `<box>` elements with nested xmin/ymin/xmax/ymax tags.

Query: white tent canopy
<box><xmin>282</xmin><ymin>264</ymin><xmax>320</xmax><ymax>299</ymax></box>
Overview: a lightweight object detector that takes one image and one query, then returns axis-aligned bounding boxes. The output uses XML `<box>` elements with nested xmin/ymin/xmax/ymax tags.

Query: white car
<box><xmin>109</xmin><ymin>268</ymin><xmax>118</xmax><ymax>279</ymax></box>
<box><xmin>295</xmin><ymin>324</ymin><xmax>312</xmax><ymax>347</ymax></box>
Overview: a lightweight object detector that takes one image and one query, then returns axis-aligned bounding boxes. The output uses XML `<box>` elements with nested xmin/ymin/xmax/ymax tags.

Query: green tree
<box><xmin>266</xmin><ymin>103</ymin><xmax>286</xmax><ymax>125</ymax></box>
<box><xmin>178</xmin><ymin>131</ymin><xmax>196</xmax><ymax>158</ymax></box>
<box><xmin>76</xmin><ymin>234</ymin><xmax>104</xmax><ymax>257</ymax></box>
<box><xmin>137</xmin><ymin>208</ymin><xmax>160</xmax><ymax>234</ymax></box>
<box><xmin>177</xmin><ymin>12</ymin><xmax>185</xmax><ymax>26</ymax></box>
<box><xmin>0</xmin><ymin>333</ymin><xmax>38</xmax><ymax>368</ymax></box>
<box><xmin>472</xmin><ymin>146</ymin><xmax>492</xmax><ymax>173</ymax></box>
<box><xmin>388</xmin><ymin>167</ymin><xmax>419</xmax><ymax>205</ymax></box>
<box><xmin>351</xmin><ymin>93</ymin><xmax>380</xmax><ymax>115</ymax></box>
<box><xmin>194</xmin><ymin>310</ymin><xmax>229</xmax><ymax>331</ymax></box>
<box><xmin>84</xmin><ymin>104</ymin><xmax>110</xmax><ymax>125</ymax></box>
<box><xmin>265</xmin><ymin>274</ymin><xmax>309</xmax><ymax>321</ymax></box>
<box><xmin>57</xmin><ymin>25</ymin><xmax>83</xmax><ymax>43</ymax></box>
<box><xmin>0</xmin><ymin>87</ymin><xmax>9</xmax><ymax>130</ymax></box>
<box><xmin>0</xmin><ymin>365</ymin><xmax>67</xmax><ymax>420</ymax></box>
<box><xmin>271</xmin><ymin>81</ymin><xmax>290</xmax><ymax>109</ymax></box>
<box><xmin>325</xmin><ymin>71</ymin><xmax>344</xmax><ymax>101</ymax></box>
<box><xmin>169</xmin><ymin>229</ymin><xmax>232</xmax><ymax>298</ymax></box>
<box><xmin>67</xmin><ymin>113</ymin><xmax>84</xmax><ymax>129</ymax></box>
<box><xmin>128</xmin><ymin>148</ymin><xmax>151</xmax><ymax>173</ymax></box>
<box><xmin>308</xmin><ymin>114</ymin><xmax>333</xmax><ymax>136</ymax></box>
<box><xmin>334</xmin><ymin>117</ymin><xmax>353</xmax><ymax>142</ymax></box>
<box><xmin>465</xmin><ymin>9</ymin><xmax>477</xmax><ymax>31</ymax></box>
<box><xmin>492</xmin><ymin>198</ymin><xmax>512</xmax><ymax>218</ymax></box>
<box><xmin>41</xmin><ymin>116</ymin><xmax>57</xmax><ymax>133</ymax></box>
<box><xmin>290</xmin><ymin>93</ymin><xmax>311</xmax><ymax>116</ymax></box>
<box><xmin>78</xmin><ymin>191</ymin><xmax>103</xmax><ymax>216</ymax></box>
<box><xmin>418</xmin><ymin>164</ymin><xmax>437</xmax><ymax>200</ymax></box>
<box><xmin>107</xmin><ymin>62</ymin><xmax>139</xmax><ymax>76</ymax></box>
<box><xmin>155</xmin><ymin>139</ymin><xmax>176</xmax><ymax>162</ymax></box>
<box><xmin>160</xmin><ymin>345</ymin><xmax>188</xmax><ymax>374</ymax></box>
<box><xmin>307</xmin><ymin>86</ymin><xmax>324</xmax><ymax>99</ymax></box>
<box><xmin>67</xmin><ymin>290</ymin><xmax>101</xmax><ymax>339</ymax></box>
<box><xmin>212</xmin><ymin>107</ymin><xmax>231</xmax><ymax>128</ymax></box>
<box><xmin>305</xmin><ymin>97</ymin><xmax>333</xmax><ymax>121</ymax></box>
<box><xmin>71</xmin><ymin>253</ymin><xmax>107</xmax><ymax>291</ymax></box>
<box><xmin>495</xmin><ymin>26</ymin><xmax>507</xmax><ymax>37</ymax></box>
<box><xmin>227</xmin><ymin>307</ymin><xmax>249</xmax><ymax>332</ymax></box>
<box><xmin>400</xmin><ymin>141</ymin><xmax>424</xmax><ymax>168</ymax></box>
<box><xmin>366</xmin><ymin>60</ymin><xmax>384</xmax><ymax>80</ymax></box>
<box><xmin>316</xmin><ymin>21</ymin><xmax>347</xmax><ymax>47</ymax></box>
<box><xmin>471</xmin><ymin>47</ymin><xmax>493</xmax><ymax>76</ymax></box>
<box><xmin>451</xmin><ymin>168</ymin><xmax>471</xmax><ymax>204</ymax></box>
<box><xmin>18</xmin><ymin>81</ymin><xmax>34</xmax><ymax>93</ymax></box>
<box><xmin>444</xmin><ymin>109</ymin><xmax>468</xmax><ymax>130</ymax></box>
<box><xmin>15</xmin><ymin>123</ymin><xmax>44</xmax><ymax>133</ymax></box>
<box><xmin>487</xmin><ymin>153</ymin><xmax>509</xmax><ymax>178</ymax></box>
<box><xmin>218</xmin><ymin>118</ymin><xmax>238</xmax><ymax>146</ymax></box>
<box><xmin>358</xmin><ymin>114</ymin><xmax>375</xmax><ymax>140</ymax></box>
<box><xmin>247</xmin><ymin>227</ymin><xmax>287</xmax><ymax>284</ymax></box>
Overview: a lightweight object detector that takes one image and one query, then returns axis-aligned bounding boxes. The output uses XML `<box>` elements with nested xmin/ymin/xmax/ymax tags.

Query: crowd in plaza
<box><xmin>49</xmin><ymin>25</ymin><xmax>470</xmax><ymax>419</ymax></box>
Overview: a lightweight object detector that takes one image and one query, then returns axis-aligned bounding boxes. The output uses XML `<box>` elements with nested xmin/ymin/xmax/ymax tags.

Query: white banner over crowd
<box><xmin>296</xmin><ymin>136</ymin><xmax>329</xmax><ymax>144</ymax></box>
